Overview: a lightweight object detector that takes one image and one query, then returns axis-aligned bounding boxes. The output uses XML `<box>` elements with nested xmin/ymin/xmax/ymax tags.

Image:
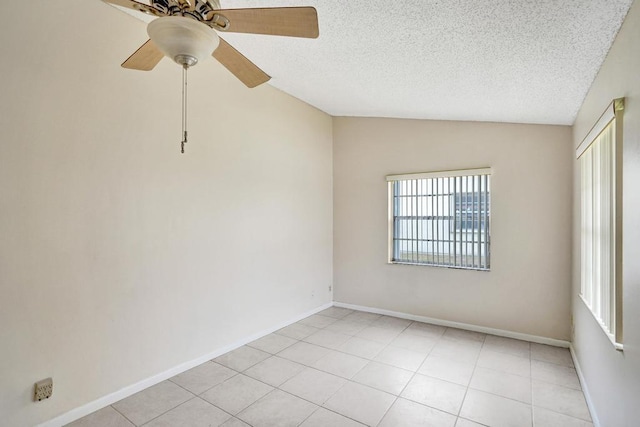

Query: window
<box><xmin>577</xmin><ymin>98</ymin><xmax>624</xmax><ymax>349</ymax></box>
<box><xmin>387</xmin><ymin>168</ymin><xmax>491</xmax><ymax>270</ymax></box>
<box><xmin>455</xmin><ymin>191</ymin><xmax>489</xmax><ymax>231</ymax></box>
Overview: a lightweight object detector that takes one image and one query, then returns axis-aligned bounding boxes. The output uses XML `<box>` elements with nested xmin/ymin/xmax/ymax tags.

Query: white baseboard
<box><xmin>40</xmin><ymin>302</ymin><xmax>333</xmax><ymax>427</ymax></box>
<box><xmin>569</xmin><ymin>345</ymin><xmax>600</xmax><ymax>427</ymax></box>
<box><xmin>333</xmin><ymin>302</ymin><xmax>570</xmax><ymax>348</ymax></box>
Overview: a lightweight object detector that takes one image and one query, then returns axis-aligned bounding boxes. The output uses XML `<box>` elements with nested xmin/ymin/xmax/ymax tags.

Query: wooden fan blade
<box><xmin>214</xmin><ymin>7</ymin><xmax>319</xmax><ymax>38</ymax></box>
<box><xmin>213</xmin><ymin>39</ymin><xmax>271</xmax><ymax>88</ymax></box>
<box><xmin>102</xmin><ymin>0</ymin><xmax>164</xmax><ymax>16</ymax></box>
<box><xmin>122</xmin><ymin>40</ymin><xmax>164</xmax><ymax>71</ymax></box>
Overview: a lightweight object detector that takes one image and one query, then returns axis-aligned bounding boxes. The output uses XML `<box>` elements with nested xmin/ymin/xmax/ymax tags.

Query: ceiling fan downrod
<box><xmin>177</xmin><ymin>54</ymin><xmax>198</xmax><ymax>153</ymax></box>
<box><xmin>180</xmin><ymin>61</ymin><xmax>190</xmax><ymax>154</ymax></box>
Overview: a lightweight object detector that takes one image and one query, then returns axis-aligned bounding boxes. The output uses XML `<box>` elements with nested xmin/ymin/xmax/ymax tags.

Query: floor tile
<box><xmin>477</xmin><ymin>348</ymin><xmax>531</xmax><ymax>377</ymax></box>
<box><xmin>405</xmin><ymin>322</ymin><xmax>446</xmax><ymax>339</ymax></box>
<box><xmin>275</xmin><ymin>323</ymin><xmax>320</xmax><ymax>340</ymax></box>
<box><xmin>323</xmin><ymin>382</ymin><xmax>395</xmax><ymax>426</ymax></box>
<box><xmin>112</xmin><ymin>381</ymin><xmax>193</xmax><ymax>426</ymax></box>
<box><xmin>532</xmin><ymin>380</ymin><xmax>591</xmax><ymax>421</ymax></box>
<box><xmin>343</xmin><ymin>311</ymin><xmax>382</xmax><ymax>324</ymax></box>
<box><xmin>303</xmin><ymin>329</ymin><xmax>352</xmax><ymax>349</ymax></box>
<box><xmin>313</xmin><ymin>350</ymin><xmax>368</xmax><ymax>378</ymax></box>
<box><xmin>200</xmin><ymin>374</ymin><xmax>273</xmax><ymax>415</ymax></box>
<box><xmin>401</xmin><ymin>374</ymin><xmax>467</xmax><ymax>415</ymax></box>
<box><xmin>531</xmin><ymin>343</ymin><xmax>574</xmax><ymax>367</ymax></box>
<box><xmin>378</xmin><ymin>398</ymin><xmax>457</xmax><ymax>427</ymax></box>
<box><xmin>418</xmin><ymin>355</ymin><xmax>475</xmax><ymax>386</ymax></box>
<box><xmin>460</xmin><ymin>389</ymin><xmax>533</xmax><ymax>427</ymax></box>
<box><xmin>220</xmin><ymin>418</ymin><xmax>251</xmax><ymax>427</ymax></box>
<box><xmin>277</xmin><ymin>341</ymin><xmax>331</xmax><ymax>366</ymax></box>
<box><xmin>484</xmin><ymin>335</ymin><xmax>531</xmax><ymax>358</ymax></box>
<box><xmin>443</xmin><ymin>328</ymin><xmax>487</xmax><ymax>343</ymax></box>
<box><xmin>374</xmin><ymin>345</ymin><xmax>427</xmax><ymax>371</ymax></box>
<box><xmin>144</xmin><ymin>397</ymin><xmax>230</xmax><ymax>427</ymax></box>
<box><xmin>170</xmin><ymin>361</ymin><xmax>236</xmax><ymax>395</ymax></box>
<box><xmin>352</xmin><ymin>361</ymin><xmax>413</xmax><ymax>395</ymax></box>
<box><xmin>72</xmin><ymin>310</ymin><xmax>595</xmax><ymax>427</ymax></box>
<box><xmin>356</xmin><ymin>326</ymin><xmax>401</xmax><ymax>345</ymax></box>
<box><xmin>298</xmin><ymin>314</ymin><xmax>338</xmax><ymax>329</ymax></box>
<box><xmin>214</xmin><ymin>346</ymin><xmax>271</xmax><ymax>372</ymax></box>
<box><xmin>67</xmin><ymin>406</ymin><xmax>134</xmax><ymax>427</ymax></box>
<box><xmin>391</xmin><ymin>331</ymin><xmax>437</xmax><ymax>353</ymax></box>
<box><xmin>533</xmin><ymin>406</ymin><xmax>594</xmax><ymax>426</ymax></box>
<box><xmin>372</xmin><ymin>316</ymin><xmax>412</xmax><ymax>331</ymax></box>
<box><xmin>237</xmin><ymin>390</ymin><xmax>317</xmax><ymax>427</ymax></box>
<box><xmin>280</xmin><ymin>367</ymin><xmax>346</xmax><ymax>405</ymax></box>
<box><xmin>338</xmin><ymin>336</ymin><xmax>386</xmax><ymax>359</ymax></box>
<box><xmin>244</xmin><ymin>356</ymin><xmax>305</xmax><ymax>387</ymax></box>
<box><xmin>469</xmin><ymin>366</ymin><xmax>532</xmax><ymax>403</ymax></box>
<box><xmin>430</xmin><ymin>338</ymin><xmax>483</xmax><ymax>364</ymax></box>
<box><xmin>531</xmin><ymin>359</ymin><xmax>581</xmax><ymax>390</ymax></box>
<box><xmin>455</xmin><ymin>418</ymin><xmax>485</xmax><ymax>427</ymax></box>
<box><xmin>325</xmin><ymin>320</ymin><xmax>369</xmax><ymax>336</ymax></box>
<box><xmin>319</xmin><ymin>307</ymin><xmax>354</xmax><ymax>319</ymax></box>
<box><xmin>247</xmin><ymin>333</ymin><xmax>297</xmax><ymax>354</ymax></box>
<box><xmin>300</xmin><ymin>408</ymin><xmax>366</xmax><ymax>427</ymax></box>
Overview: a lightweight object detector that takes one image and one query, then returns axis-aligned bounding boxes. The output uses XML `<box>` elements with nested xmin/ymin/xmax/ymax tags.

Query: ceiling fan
<box><xmin>103</xmin><ymin>0</ymin><xmax>319</xmax><ymax>152</ymax></box>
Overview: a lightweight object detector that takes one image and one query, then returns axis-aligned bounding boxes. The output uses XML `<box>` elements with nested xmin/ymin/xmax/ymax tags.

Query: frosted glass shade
<box><xmin>148</xmin><ymin>16</ymin><xmax>219</xmax><ymax>65</ymax></box>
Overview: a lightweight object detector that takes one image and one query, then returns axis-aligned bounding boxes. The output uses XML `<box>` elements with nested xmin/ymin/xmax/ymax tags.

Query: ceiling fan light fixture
<box><xmin>147</xmin><ymin>16</ymin><xmax>219</xmax><ymax>67</ymax></box>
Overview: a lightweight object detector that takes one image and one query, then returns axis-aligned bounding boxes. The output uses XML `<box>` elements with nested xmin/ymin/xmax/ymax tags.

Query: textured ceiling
<box><xmin>114</xmin><ymin>0</ymin><xmax>634</xmax><ymax>125</ymax></box>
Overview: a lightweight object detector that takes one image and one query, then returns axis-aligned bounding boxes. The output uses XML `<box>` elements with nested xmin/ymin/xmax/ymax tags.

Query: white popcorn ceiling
<box><xmin>119</xmin><ymin>1</ymin><xmax>634</xmax><ymax>125</ymax></box>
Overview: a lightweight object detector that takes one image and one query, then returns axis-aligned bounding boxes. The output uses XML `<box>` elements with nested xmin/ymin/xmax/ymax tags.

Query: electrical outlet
<box><xmin>329</xmin><ymin>285</ymin><xmax>332</xmax><ymax>292</ymax></box>
<box><xmin>34</xmin><ymin>378</ymin><xmax>53</xmax><ymax>402</ymax></box>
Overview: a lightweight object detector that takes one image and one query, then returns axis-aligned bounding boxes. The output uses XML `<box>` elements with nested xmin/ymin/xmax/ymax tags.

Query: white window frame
<box><xmin>386</xmin><ymin>168</ymin><xmax>492</xmax><ymax>270</ymax></box>
<box><xmin>577</xmin><ymin>98</ymin><xmax>624</xmax><ymax>350</ymax></box>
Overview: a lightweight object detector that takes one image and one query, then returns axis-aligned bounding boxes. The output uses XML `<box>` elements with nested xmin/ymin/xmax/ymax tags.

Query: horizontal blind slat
<box><xmin>390</xmin><ymin>172</ymin><xmax>490</xmax><ymax>271</ymax></box>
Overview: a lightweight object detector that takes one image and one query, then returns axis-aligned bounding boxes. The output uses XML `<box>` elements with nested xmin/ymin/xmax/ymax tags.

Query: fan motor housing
<box><xmin>152</xmin><ymin>0</ymin><xmax>220</xmax><ymax>20</ymax></box>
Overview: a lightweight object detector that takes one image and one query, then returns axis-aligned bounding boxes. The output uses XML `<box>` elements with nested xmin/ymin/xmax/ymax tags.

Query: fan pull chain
<box><xmin>181</xmin><ymin>64</ymin><xmax>189</xmax><ymax>154</ymax></box>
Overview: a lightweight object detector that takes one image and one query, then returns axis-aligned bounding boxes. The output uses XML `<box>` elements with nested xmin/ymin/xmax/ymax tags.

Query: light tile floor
<box><xmin>68</xmin><ymin>307</ymin><xmax>593</xmax><ymax>427</ymax></box>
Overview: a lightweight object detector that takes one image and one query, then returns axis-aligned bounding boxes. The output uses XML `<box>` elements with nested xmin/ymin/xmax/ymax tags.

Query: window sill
<box><xmin>579</xmin><ymin>295</ymin><xmax>623</xmax><ymax>352</ymax></box>
<box><xmin>388</xmin><ymin>260</ymin><xmax>490</xmax><ymax>272</ymax></box>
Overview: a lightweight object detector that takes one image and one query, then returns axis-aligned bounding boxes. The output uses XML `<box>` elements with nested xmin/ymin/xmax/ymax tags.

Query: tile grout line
<box><xmin>366</xmin><ymin>320</ymin><xmax>417</xmax><ymax>426</ymax></box>
<box><xmin>297</xmin><ymin>310</ymin><xmax>415</xmax><ymax>426</ymax></box>
<box><xmin>296</xmin><ymin>316</ymin><xmax>537</xmax><ymax>422</ymax></box>
<box><xmin>109</xmin><ymin>404</ymin><xmax>137</xmax><ymax>427</ymax></box>
<box><xmin>372</xmin><ymin>324</ymin><xmax>467</xmax><ymax>425</ymax></box>
<box><xmin>530</xmin><ymin>347</ymin><xmax>535</xmax><ymax>427</ymax></box>
<box><xmin>461</xmin><ymin>341</ymin><xmax>542</xmax><ymax>423</ymax></box>
<box><xmin>286</xmin><ymin>312</ymin><xmax>378</xmax><ymax>426</ymax></box>
<box><xmin>314</xmin><ymin>312</ymin><xmax>410</xmax><ymax>426</ymax></box>
<box><xmin>208</xmin><ymin>312</ymin><xmax>361</xmax><ymax>425</ymax></box>
<box><xmin>249</xmin><ymin>313</ymin><xmax>582</xmax><ymax>425</ymax></box>
<box><xmin>453</xmin><ymin>330</ymin><xmax>487</xmax><ymax>423</ymax></box>
<box><xmin>194</xmin><ymin>370</ymin><xmax>241</xmax><ymax>397</ymax></box>
<box><xmin>235</xmin><ymin>388</ymin><xmax>280</xmax><ymax>425</ymax></box>
<box><xmin>168</xmin><ymin>366</ymin><xmax>267</xmax><ymax>427</ymax></box>
<box><xmin>93</xmin><ymin>309</ymin><xmax>585</xmax><ymax>427</ymax></box>
<box><xmin>133</xmin><ymin>383</ymin><xmax>204</xmax><ymax>426</ymax></box>
<box><xmin>131</xmin><ymin>392</ymin><xmax>194</xmax><ymax>427</ymax></box>
<box><xmin>150</xmin><ymin>318</ymin><xmax>494</xmax><ymax>425</ymax></box>
<box><xmin>295</xmin><ymin>406</ymin><xmax>320</xmax><ymax>427</ymax></box>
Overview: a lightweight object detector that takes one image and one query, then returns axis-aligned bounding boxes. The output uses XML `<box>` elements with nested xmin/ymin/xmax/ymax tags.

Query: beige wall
<box><xmin>333</xmin><ymin>117</ymin><xmax>573</xmax><ymax>339</ymax></box>
<box><xmin>572</xmin><ymin>1</ymin><xmax>640</xmax><ymax>425</ymax></box>
<box><xmin>0</xmin><ymin>2</ymin><xmax>333</xmax><ymax>426</ymax></box>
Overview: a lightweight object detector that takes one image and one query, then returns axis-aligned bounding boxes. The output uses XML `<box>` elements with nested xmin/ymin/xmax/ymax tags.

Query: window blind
<box><xmin>387</xmin><ymin>169</ymin><xmax>491</xmax><ymax>270</ymax></box>
<box><xmin>578</xmin><ymin>97</ymin><xmax>624</xmax><ymax>349</ymax></box>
